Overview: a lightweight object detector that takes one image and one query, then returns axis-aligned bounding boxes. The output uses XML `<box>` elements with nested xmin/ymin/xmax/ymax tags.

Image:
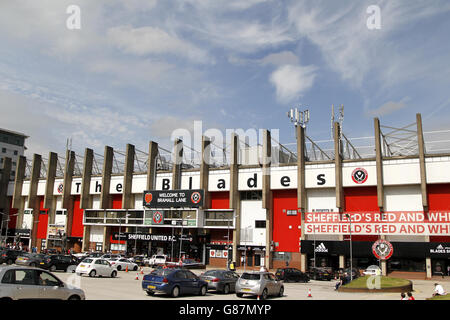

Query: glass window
<box><xmin>37</xmin><ymin>271</ymin><xmax>60</xmax><ymax>286</ymax></box>
<box><xmin>268</xmin><ymin>274</ymin><xmax>277</xmax><ymax>281</ymax></box>
<box><xmin>240</xmin><ymin>191</ymin><xmax>262</xmax><ymax>200</ymax></box>
<box><xmin>184</xmin><ymin>271</ymin><xmax>197</xmax><ymax>279</ymax></box>
<box><xmin>102</xmin><ymin>260</ymin><xmax>111</xmax><ymax>266</ymax></box>
<box><xmin>1</xmin><ymin>148</ymin><xmax>6</xmax><ymax>153</ymax></box>
<box><xmin>241</xmin><ymin>273</ymin><xmax>260</xmax><ymax>280</ymax></box>
<box><xmin>174</xmin><ymin>271</ymin><xmax>187</xmax><ymax>279</ymax></box>
<box><xmin>255</xmin><ymin>220</ymin><xmax>266</xmax><ymax>228</ymax></box>
<box><xmin>95</xmin><ymin>260</ymin><xmax>103</xmax><ymax>265</ymax></box>
<box><xmin>14</xmin><ymin>269</ymin><xmax>36</xmax><ymax>285</ymax></box>
<box><xmin>1</xmin><ymin>270</ymin><xmax>14</xmax><ymax>284</ymax></box>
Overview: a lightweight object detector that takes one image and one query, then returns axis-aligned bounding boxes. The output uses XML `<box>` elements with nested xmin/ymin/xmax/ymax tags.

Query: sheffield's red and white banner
<box><xmin>304</xmin><ymin>212</ymin><xmax>450</xmax><ymax>235</ymax></box>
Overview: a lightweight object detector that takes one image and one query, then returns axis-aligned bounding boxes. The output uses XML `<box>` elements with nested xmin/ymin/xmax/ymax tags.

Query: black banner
<box><xmin>143</xmin><ymin>189</ymin><xmax>204</xmax><ymax>208</ymax></box>
<box><xmin>427</xmin><ymin>242</ymin><xmax>450</xmax><ymax>258</ymax></box>
<box><xmin>114</xmin><ymin>232</ymin><xmax>193</xmax><ymax>242</ymax></box>
<box><xmin>301</xmin><ymin>240</ymin><xmax>433</xmax><ymax>259</ymax></box>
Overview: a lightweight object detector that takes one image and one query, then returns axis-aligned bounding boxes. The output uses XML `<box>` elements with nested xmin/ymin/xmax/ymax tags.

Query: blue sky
<box><xmin>0</xmin><ymin>0</ymin><xmax>449</xmax><ymax>158</ymax></box>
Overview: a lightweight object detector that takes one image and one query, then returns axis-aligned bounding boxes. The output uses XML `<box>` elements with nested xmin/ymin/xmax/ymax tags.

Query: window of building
<box><xmin>14</xmin><ymin>150</ymin><xmax>18</xmax><ymax>155</ymax></box>
<box><xmin>12</xmin><ymin>162</ymin><xmax>16</xmax><ymax>167</ymax></box>
<box><xmin>255</xmin><ymin>220</ymin><xmax>266</xmax><ymax>228</ymax></box>
<box><xmin>240</xmin><ymin>191</ymin><xmax>262</xmax><ymax>200</ymax></box>
<box><xmin>10</xmin><ymin>171</ymin><xmax>15</xmax><ymax>177</ymax></box>
<box><xmin>1</xmin><ymin>148</ymin><xmax>5</xmax><ymax>153</ymax></box>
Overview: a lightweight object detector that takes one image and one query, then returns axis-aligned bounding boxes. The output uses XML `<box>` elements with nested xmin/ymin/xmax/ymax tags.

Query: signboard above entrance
<box><xmin>143</xmin><ymin>190</ymin><xmax>204</xmax><ymax>208</ymax></box>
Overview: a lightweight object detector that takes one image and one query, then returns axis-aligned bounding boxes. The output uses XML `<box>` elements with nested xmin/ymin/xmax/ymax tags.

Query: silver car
<box><xmin>0</xmin><ymin>266</ymin><xmax>85</xmax><ymax>300</ymax></box>
<box><xmin>235</xmin><ymin>272</ymin><xmax>284</xmax><ymax>300</ymax></box>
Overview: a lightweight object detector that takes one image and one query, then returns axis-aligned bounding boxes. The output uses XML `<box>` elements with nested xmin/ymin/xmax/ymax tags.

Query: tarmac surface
<box><xmin>51</xmin><ymin>266</ymin><xmax>450</xmax><ymax>300</ymax></box>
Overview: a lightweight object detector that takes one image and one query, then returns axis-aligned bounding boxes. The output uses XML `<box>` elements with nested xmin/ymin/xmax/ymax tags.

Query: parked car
<box><xmin>15</xmin><ymin>253</ymin><xmax>47</xmax><ymax>267</ymax></box>
<box><xmin>72</xmin><ymin>252</ymin><xmax>88</xmax><ymax>260</ymax></box>
<box><xmin>363</xmin><ymin>265</ymin><xmax>381</xmax><ymax>276</ymax></box>
<box><xmin>275</xmin><ymin>268</ymin><xmax>310</xmax><ymax>283</ymax></box>
<box><xmin>130</xmin><ymin>255</ymin><xmax>145</xmax><ymax>266</ymax></box>
<box><xmin>235</xmin><ymin>272</ymin><xmax>284</xmax><ymax>300</ymax></box>
<box><xmin>87</xmin><ymin>252</ymin><xmax>103</xmax><ymax>258</ymax></box>
<box><xmin>38</xmin><ymin>255</ymin><xmax>80</xmax><ymax>272</ymax></box>
<box><xmin>199</xmin><ymin>270</ymin><xmax>240</xmax><ymax>294</ymax></box>
<box><xmin>0</xmin><ymin>265</ymin><xmax>85</xmax><ymax>300</ymax></box>
<box><xmin>142</xmin><ymin>268</ymin><xmax>208</xmax><ymax>298</ymax></box>
<box><xmin>0</xmin><ymin>249</ymin><xmax>25</xmax><ymax>265</ymax></box>
<box><xmin>75</xmin><ymin>258</ymin><xmax>118</xmax><ymax>278</ymax></box>
<box><xmin>146</xmin><ymin>255</ymin><xmax>167</xmax><ymax>267</ymax></box>
<box><xmin>101</xmin><ymin>254</ymin><xmax>123</xmax><ymax>260</ymax></box>
<box><xmin>109</xmin><ymin>258</ymin><xmax>139</xmax><ymax>271</ymax></box>
<box><xmin>307</xmin><ymin>267</ymin><xmax>334</xmax><ymax>281</ymax></box>
<box><xmin>167</xmin><ymin>258</ymin><xmax>206</xmax><ymax>269</ymax></box>
<box><xmin>335</xmin><ymin>268</ymin><xmax>360</xmax><ymax>279</ymax></box>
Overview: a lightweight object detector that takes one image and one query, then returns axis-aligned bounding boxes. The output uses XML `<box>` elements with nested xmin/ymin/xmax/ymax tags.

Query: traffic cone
<box><xmin>140</xmin><ymin>267</ymin><xmax>144</xmax><ymax>275</ymax></box>
<box><xmin>307</xmin><ymin>289</ymin><xmax>312</xmax><ymax>298</ymax></box>
<box><xmin>135</xmin><ymin>273</ymin><xmax>139</xmax><ymax>280</ymax></box>
<box><xmin>257</xmin><ymin>295</ymin><xmax>260</xmax><ymax>300</ymax></box>
<box><xmin>126</xmin><ymin>265</ymin><xmax>128</xmax><ymax>273</ymax></box>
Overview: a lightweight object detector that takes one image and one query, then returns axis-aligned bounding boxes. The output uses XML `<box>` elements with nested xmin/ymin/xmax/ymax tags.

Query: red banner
<box><xmin>304</xmin><ymin>212</ymin><xmax>450</xmax><ymax>235</ymax></box>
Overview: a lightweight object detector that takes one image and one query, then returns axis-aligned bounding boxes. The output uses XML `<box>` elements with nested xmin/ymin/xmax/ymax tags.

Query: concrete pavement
<box><xmin>51</xmin><ymin>266</ymin><xmax>450</xmax><ymax>300</ymax></box>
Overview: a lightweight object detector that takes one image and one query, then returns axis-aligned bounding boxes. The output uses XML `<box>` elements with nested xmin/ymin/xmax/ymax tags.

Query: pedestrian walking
<box><xmin>447</xmin><ymin>265</ymin><xmax>450</xmax><ymax>277</ymax></box>
<box><xmin>407</xmin><ymin>292</ymin><xmax>415</xmax><ymax>300</ymax></box>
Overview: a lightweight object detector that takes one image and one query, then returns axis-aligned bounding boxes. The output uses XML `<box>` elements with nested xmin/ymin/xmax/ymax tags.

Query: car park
<box><xmin>275</xmin><ymin>268</ymin><xmax>310</xmax><ymax>283</ymax></box>
<box><xmin>109</xmin><ymin>258</ymin><xmax>139</xmax><ymax>271</ymax></box>
<box><xmin>363</xmin><ymin>265</ymin><xmax>381</xmax><ymax>276</ymax></box>
<box><xmin>0</xmin><ymin>249</ymin><xmax>25</xmax><ymax>265</ymax></box>
<box><xmin>38</xmin><ymin>255</ymin><xmax>80</xmax><ymax>272</ymax></box>
<box><xmin>75</xmin><ymin>258</ymin><xmax>118</xmax><ymax>278</ymax></box>
<box><xmin>235</xmin><ymin>272</ymin><xmax>284</xmax><ymax>300</ymax></box>
<box><xmin>0</xmin><ymin>265</ymin><xmax>85</xmax><ymax>300</ymax></box>
<box><xmin>307</xmin><ymin>267</ymin><xmax>334</xmax><ymax>281</ymax></box>
<box><xmin>15</xmin><ymin>253</ymin><xmax>47</xmax><ymax>267</ymax></box>
<box><xmin>142</xmin><ymin>268</ymin><xmax>208</xmax><ymax>298</ymax></box>
<box><xmin>199</xmin><ymin>270</ymin><xmax>240</xmax><ymax>294</ymax></box>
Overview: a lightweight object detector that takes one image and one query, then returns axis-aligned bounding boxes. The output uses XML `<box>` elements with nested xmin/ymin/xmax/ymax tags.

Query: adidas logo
<box><xmin>315</xmin><ymin>243</ymin><xmax>328</xmax><ymax>253</ymax></box>
<box><xmin>437</xmin><ymin>244</ymin><xmax>444</xmax><ymax>250</ymax></box>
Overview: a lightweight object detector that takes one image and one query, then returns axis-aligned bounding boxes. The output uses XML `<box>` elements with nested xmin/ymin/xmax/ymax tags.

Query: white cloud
<box><xmin>368</xmin><ymin>98</ymin><xmax>409</xmax><ymax>117</ymax></box>
<box><xmin>260</xmin><ymin>51</ymin><xmax>299</xmax><ymax>66</ymax></box>
<box><xmin>107</xmin><ymin>25</ymin><xmax>213</xmax><ymax>64</ymax></box>
<box><xmin>269</xmin><ymin>64</ymin><xmax>317</xmax><ymax>104</ymax></box>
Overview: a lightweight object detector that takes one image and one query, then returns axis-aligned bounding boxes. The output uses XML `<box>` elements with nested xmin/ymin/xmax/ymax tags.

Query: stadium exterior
<box><xmin>1</xmin><ymin>113</ymin><xmax>450</xmax><ymax>279</ymax></box>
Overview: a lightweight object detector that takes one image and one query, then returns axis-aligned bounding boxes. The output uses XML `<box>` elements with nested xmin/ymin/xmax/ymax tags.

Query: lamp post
<box><xmin>0</xmin><ymin>212</ymin><xmax>6</xmax><ymax>247</ymax></box>
<box><xmin>345</xmin><ymin>214</ymin><xmax>353</xmax><ymax>282</ymax></box>
<box><xmin>179</xmin><ymin>214</ymin><xmax>191</xmax><ymax>261</ymax></box>
<box><xmin>116</xmin><ymin>213</ymin><xmax>131</xmax><ymax>254</ymax></box>
<box><xmin>221</xmin><ymin>212</ymin><xmax>238</xmax><ymax>270</ymax></box>
<box><xmin>33</xmin><ymin>220</ymin><xmax>40</xmax><ymax>253</ymax></box>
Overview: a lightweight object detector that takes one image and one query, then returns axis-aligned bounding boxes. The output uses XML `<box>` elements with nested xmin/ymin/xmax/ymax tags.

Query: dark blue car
<box><xmin>142</xmin><ymin>268</ymin><xmax>208</xmax><ymax>298</ymax></box>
